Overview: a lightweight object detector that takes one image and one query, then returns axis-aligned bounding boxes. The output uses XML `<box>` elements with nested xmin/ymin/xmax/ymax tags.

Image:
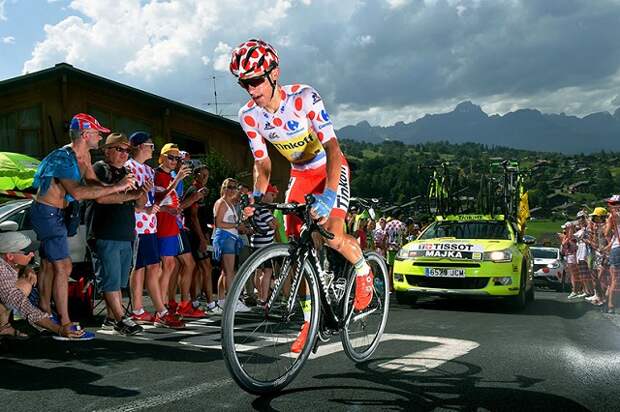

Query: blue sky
<box><xmin>2</xmin><ymin>0</ymin><xmax>620</xmax><ymax>128</ymax></box>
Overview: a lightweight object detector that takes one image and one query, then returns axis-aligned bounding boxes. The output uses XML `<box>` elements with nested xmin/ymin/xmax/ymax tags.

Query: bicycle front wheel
<box><xmin>221</xmin><ymin>243</ymin><xmax>320</xmax><ymax>395</ymax></box>
<box><xmin>341</xmin><ymin>251</ymin><xmax>390</xmax><ymax>362</ymax></box>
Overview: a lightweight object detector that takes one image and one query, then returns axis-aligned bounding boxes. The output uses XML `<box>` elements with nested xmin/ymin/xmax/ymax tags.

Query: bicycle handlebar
<box><xmin>240</xmin><ymin>194</ymin><xmax>335</xmax><ymax>240</ymax></box>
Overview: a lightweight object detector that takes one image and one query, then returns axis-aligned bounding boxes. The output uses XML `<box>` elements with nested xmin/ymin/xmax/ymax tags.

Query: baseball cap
<box><xmin>161</xmin><ymin>143</ymin><xmax>180</xmax><ymax>156</ymax></box>
<box><xmin>590</xmin><ymin>207</ymin><xmax>608</xmax><ymax>217</ymax></box>
<box><xmin>129</xmin><ymin>131</ymin><xmax>151</xmax><ymax>146</ymax></box>
<box><xmin>607</xmin><ymin>195</ymin><xmax>620</xmax><ymax>205</ymax></box>
<box><xmin>102</xmin><ymin>133</ymin><xmax>130</xmax><ymax>148</ymax></box>
<box><xmin>0</xmin><ymin>232</ymin><xmax>33</xmax><ymax>254</ymax></box>
<box><xmin>266</xmin><ymin>184</ymin><xmax>278</xmax><ymax>194</ymax></box>
<box><xmin>70</xmin><ymin>113</ymin><xmax>110</xmax><ymax>133</ymax></box>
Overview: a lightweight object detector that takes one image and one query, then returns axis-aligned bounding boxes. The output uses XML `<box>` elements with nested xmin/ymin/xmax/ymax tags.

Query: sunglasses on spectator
<box><xmin>142</xmin><ymin>143</ymin><xmax>155</xmax><ymax>149</ymax></box>
<box><xmin>166</xmin><ymin>155</ymin><xmax>181</xmax><ymax>161</ymax></box>
<box><xmin>238</xmin><ymin>73</ymin><xmax>269</xmax><ymax>89</ymax></box>
<box><xmin>226</xmin><ymin>185</ymin><xmax>239</xmax><ymax>190</ymax></box>
<box><xmin>113</xmin><ymin>146</ymin><xmax>131</xmax><ymax>154</ymax></box>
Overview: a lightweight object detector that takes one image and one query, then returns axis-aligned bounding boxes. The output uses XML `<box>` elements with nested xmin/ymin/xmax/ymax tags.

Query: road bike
<box><xmin>221</xmin><ymin>195</ymin><xmax>390</xmax><ymax>394</ymax></box>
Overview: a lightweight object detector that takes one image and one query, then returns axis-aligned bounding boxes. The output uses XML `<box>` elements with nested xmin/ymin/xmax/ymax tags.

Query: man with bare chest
<box><xmin>31</xmin><ymin>113</ymin><xmax>135</xmax><ymax>340</ymax></box>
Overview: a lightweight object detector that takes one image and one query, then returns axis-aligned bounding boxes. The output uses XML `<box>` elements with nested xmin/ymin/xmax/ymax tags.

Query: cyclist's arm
<box><xmin>239</xmin><ymin>108</ymin><xmax>271</xmax><ymax>195</ymax></box>
<box><xmin>322</xmin><ymin>138</ymin><xmax>343</xmax><ymax>192</ymax></box>
<box><xmin>253</xmin><ymin>158</ymin><xmax>271</xmax><ymax>195</ymax></box>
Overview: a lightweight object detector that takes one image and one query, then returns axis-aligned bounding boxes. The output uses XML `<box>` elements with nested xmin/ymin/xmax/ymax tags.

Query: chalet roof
<box><xmin>0</xmin><ymin>62</ymin><xmax>239</xmax><ymax>129</ymax></box>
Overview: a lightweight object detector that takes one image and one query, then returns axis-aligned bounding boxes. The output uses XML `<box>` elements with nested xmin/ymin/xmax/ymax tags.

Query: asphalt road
<box><xmin>1</xmin><ymin>289</ymin><xmax>619</xmax><ymax>412</ymax></box>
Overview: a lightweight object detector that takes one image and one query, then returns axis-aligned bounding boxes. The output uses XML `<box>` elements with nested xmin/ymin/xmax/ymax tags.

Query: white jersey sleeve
<box><xmin>238</xmin><ymin>103</ymin><xmax>269</xmax><ymax>161</ymax></box>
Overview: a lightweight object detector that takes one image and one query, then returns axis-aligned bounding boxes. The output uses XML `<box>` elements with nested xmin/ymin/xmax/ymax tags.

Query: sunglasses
<box><xmin>226</xmin><ymin>185</ymin><xmax>239</xmax><ymax>190</ymax></box>
<box><xmin>238</xmin><ymin>74</ymin><xmax>269</xmax><ymax>89</ymax></box>
<box><xmin>113</xmin><ymin>147</ymin><xmax>131</xmax><ymax>154</ymax></box>
<box><xmin>166</xmin><ymin>155</ymin><xmax>181</xmax><ymax>161</ymax></box>
<box><xmin>142</xmin><ymin>143</ymin><xmax>155</xmax><ymax>149</ymax></box>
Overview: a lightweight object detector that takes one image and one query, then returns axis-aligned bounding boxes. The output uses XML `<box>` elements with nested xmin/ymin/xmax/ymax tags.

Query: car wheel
<box><xmin>508</xmin><ymin>268</ymin><xmax>527</xmax><ymax>311</ymax></box>
<box><xmin>526</xmin><ymin>276</ymin><xmax>535</xmax><ymax>302</ymax></box>
<box><xmin>395</xmin><ymin>291</ymin><xmax>418</xmax><ymax>306</ymax></box>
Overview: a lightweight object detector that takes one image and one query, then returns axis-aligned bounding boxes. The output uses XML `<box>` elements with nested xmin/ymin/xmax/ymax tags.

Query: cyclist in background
<box><xmin>230</xmin><ymin>39</ymin><xmax>374</xmax><ymax>352</ymax></box>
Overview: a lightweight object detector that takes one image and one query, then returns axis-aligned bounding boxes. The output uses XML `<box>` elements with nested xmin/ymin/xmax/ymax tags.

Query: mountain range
<box><xmin>336</xmin><ymin>101</ymin><xmax>620</xmax><ymax>154</ymax></box>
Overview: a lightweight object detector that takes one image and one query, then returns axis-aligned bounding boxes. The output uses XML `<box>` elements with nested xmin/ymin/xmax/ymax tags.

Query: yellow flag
<box><xmin>517</xmin><ymin>191</ymin><xmax>530</xmax><ymax>234</ymax></box>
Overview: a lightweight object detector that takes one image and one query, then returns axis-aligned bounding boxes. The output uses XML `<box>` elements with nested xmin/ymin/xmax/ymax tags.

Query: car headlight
<box><xmin>548</xmin><ymin>262</ymin><xmax>560</xmax><ymax>269</ymax></box>
<box><xmin>483</xmin><ymin>249</ymin><xmax>512</xmax><ymax>262</ymax></box>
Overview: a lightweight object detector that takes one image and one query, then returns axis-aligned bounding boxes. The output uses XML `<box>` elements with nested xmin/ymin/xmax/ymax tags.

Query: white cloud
<box><xmin>2</xmin><ymin>36</ymin><xmax>15</xmax><ymax>44</ymax></box>
<box><xmin>0</xmin><ymin>0</ymin><xmax>7</xmax><ymax>21</ymax></box>
<box><xmin>18</xmin><ymin>0</ymin><xmax>620</xmax><ymax>128</ymax></box>
<box><xmin>386</xmin><ymin>0</ymin><xmax>410</xmax><ymax>9</ymax></box>
<box><xmin>212</xmin><ymin>41</ymin><xmax>232</xmax><ymax>72</ymax></box>
<box><xmin>357</xmin><ymin>34</ymin><xmax>374</xmax><ymax>46</ymax></box>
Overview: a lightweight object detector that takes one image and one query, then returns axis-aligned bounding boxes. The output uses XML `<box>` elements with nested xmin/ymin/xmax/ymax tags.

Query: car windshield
<box><xmin>0</xmin><ymin>201</ymin><xmax>24</xmax><ymax>219</ymax></box>
<box><xmin>532</xmin><ymin>249</ymin><xmax>558</xmax><ymax>259</ymax></box>
<box><xmin>419</xmin><ymin>221</ymin><xmax>511</xmax><ymax>240</ymax></box>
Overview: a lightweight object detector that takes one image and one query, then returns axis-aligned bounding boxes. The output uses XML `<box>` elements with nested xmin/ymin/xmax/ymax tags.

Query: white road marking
<box><xmin>92</xmin><ymin>378</ymin><xmax>234</xmax><ymax>412</ymax></box>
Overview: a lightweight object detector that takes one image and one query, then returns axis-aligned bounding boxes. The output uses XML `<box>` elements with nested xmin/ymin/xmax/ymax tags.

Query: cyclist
<box><xmin>229</xmin><ymin>39</ymin><xmax>374</xmax><ymax>352</ymax></box>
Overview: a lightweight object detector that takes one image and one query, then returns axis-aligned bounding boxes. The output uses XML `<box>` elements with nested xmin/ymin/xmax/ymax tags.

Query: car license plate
<box><xmin>424</xmin><ymin>268</ymin><xmax>465</xmax><ymax>278</ymax></box>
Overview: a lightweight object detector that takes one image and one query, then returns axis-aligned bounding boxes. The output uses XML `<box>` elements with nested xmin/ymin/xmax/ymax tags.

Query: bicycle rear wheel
<box><xmin>341</xmin><ymin>251</ymin><xmax>390</xmax><ymax>362</ymax></box>
<box><xmin>221</xmin><ymin>243</ymin><xmax>320</xmax><ymax>395</ymax></box>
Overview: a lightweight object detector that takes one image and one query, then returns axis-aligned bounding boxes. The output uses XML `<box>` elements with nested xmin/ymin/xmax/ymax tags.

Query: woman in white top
<box><xmin>212</xmin><ymin>178</ymin><xmax>249</xmax><ymax>312</ymax></box>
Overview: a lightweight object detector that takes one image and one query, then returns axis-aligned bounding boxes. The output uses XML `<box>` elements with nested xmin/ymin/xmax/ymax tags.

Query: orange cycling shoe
<box><xmin>354</xmin><ymin>270</ymin><xmax>374</xmax><ymax>312</ymax></box>
<box><xmin>291</xmin><ymin>321</ymin><xmax>310</xmax><ymax>353</ymax></box>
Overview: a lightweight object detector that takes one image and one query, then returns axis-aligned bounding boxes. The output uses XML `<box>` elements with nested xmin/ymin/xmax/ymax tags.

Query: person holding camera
<box><xmin>126</xmin><ymin>133</ymin><xmax>184</xmax><ymax>329</ymax></box>
<box><xmin>91</xmin><ymin>133</ymin><xmax>150</xmax><ymax>336</ymax></box>
<box><xmin>183</xmin><ymin>165</ymin><xmax>217</xmax><ymax>313</ymax></box>
<box><xmin>31</xmin><ymin>114</ymin><xmax>135</xmax><ymax>340</ymax></box>
<box><xmin>154</xmin><ymin>144</ymin><xmax>205</xmax><ymax>319</ymax></box>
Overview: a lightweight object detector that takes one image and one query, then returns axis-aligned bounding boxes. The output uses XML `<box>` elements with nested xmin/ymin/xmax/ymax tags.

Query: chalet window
<box><xmin>0</xmin><ymin>105</ymin><xmax>42</xmax><ymax>157</ymax></box>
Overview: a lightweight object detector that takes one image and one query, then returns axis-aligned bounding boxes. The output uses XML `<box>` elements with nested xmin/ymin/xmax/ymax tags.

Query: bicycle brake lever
<box><xmin>304</xmin><ymin>193</ymin><xmax>335</xmax><ymax>240</ymax></box>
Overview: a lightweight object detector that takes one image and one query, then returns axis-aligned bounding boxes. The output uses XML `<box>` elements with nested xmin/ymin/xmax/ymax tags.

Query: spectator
<box><xmin>250</xmin><ymin>184</ymin><xmax>278</xmax><ymax>303</ymax></box>
<box><xmin>575</xmin><ymin>210</ymin><xmax>594</xmax><ymax>298</ymax></box>
<box><xmin>183</xmin><ymin>164</ymin><xmax>217</xmax><ymax>314</ymax></box>
<box><xmin>385</xmin><ymin>214</ymin><xmax>407</xmax><ymax>290</ymax></box>
<box><xmin>0</xmin><ymin>232</ymin><xmax>86</xmax><ymax>340</ymax></box>
<box><xmin>562</xmin><ymin>222</ymin><xmax>581</xmax><ymax>299</ymax></box>
<box><xmin>91</xmin><ymin>133</ymin><xmax>146</xmax><ymax>336</ymax></box>
<box><xmin>606</xmin><ymin>195</ymin><xmax>620</xmax><ymax>314</ymax></box>
<box><xmin>588</xmin><ymin>207</ymin><xmax>609</xmax><ymax>306</ymax></box>
<box><xmin>31</xmin><ymin>113</ymin><xmax>133</xmax><ymax>340</ymax></box>
<box><xmin>212</xmin><ymin>178</ymin><xmax>249</xmax><ymax>312</ymax></box>
<box><xmin>355</xmin><ymin>218</ymin><xmax>369</xmax><ymax>251</ymax></box>
<box><xmin>154</xmin><ymin>143</ymin><xmax>191</xmax><ymax>314</ymax></box>
<box><xmin>373</xmin><ymin>217</ymin><xmax>388</xmax><ymax>257</ymax></box>
<box><xmin>126</xmin><ymin>132</ymin><xmax>184</xmax><ymax>329</ymax></box>
<box><xmin>366</xmin><ymin>218</ymin><xmax>377</xmax><ymax>252</ymax></box>
<box><xmin>169</xmin><ymin>153</ymin><xmax>207</xmax><ymax>319</ymax></box>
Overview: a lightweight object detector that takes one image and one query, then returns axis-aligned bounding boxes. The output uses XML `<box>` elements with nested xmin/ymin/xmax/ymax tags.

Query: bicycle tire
<box><xmin>340</xmin><ymin>251</ymin><xmax>390</xmax><ymax>363</ymax></box>
<box><xmin>221</xmin><ymin>243</ymin><xmax>321</xmax><ymax>395</ymax></box>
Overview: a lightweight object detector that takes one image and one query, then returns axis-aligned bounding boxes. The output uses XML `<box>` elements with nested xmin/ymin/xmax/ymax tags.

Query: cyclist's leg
<box><xmin>322</xmin><ymin>162</ymin><xmax>373</xmax><ymax>311</ymax></box>
<box><xmin>284</xmin><ymin>171</ymin><xmax>326</xmax><ymax>351</ymax></box>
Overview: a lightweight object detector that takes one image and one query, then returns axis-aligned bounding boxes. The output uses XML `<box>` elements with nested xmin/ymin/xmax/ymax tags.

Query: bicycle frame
<box><xmin>246</xmin><ymin>194</ymin><xmax>355</xmax><ymax>334</ymax></box>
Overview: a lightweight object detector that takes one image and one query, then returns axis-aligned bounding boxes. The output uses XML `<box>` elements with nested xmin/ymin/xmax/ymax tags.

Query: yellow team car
<box><xmin>393</xmin><ymin>214</ymin><xmax>535</xmax><ymax>309</ymax></box>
